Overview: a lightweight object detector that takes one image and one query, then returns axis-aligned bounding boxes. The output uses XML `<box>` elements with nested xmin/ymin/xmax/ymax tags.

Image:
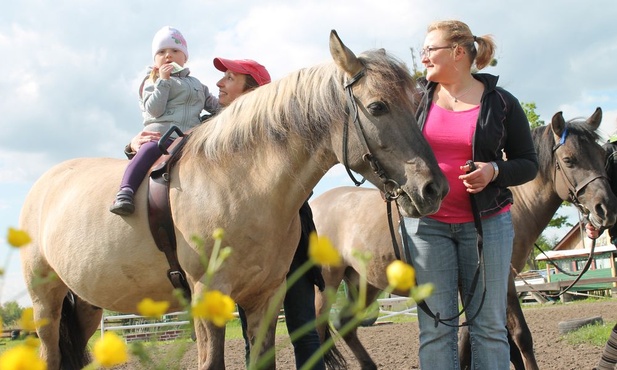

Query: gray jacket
<box><xmin>141</xmin><ymin>68</ymin><xmax>219</xmax><ymax>135</ymax></box>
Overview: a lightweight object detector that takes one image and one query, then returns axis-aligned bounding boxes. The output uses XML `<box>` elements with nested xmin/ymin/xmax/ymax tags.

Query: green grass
<box><xmin>564</xmin><ymin>322</ymin><xmax>613</xmax><ymax>346</ymax></box>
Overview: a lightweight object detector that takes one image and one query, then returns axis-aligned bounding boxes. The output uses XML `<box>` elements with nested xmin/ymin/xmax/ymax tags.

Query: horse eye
<box><xmin>367</xmin><ymin>101</ymin><xmax>389</xmax><ymax>116</ymax></box>
<box><xmin>562</xmin><ymin>156</ymin><xmax>575</xmax><ymax>167</ymax></box>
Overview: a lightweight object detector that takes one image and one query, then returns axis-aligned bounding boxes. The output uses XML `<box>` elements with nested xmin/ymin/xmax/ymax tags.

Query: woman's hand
<box><xmin>130</xmin><ymin>131</ymin><xmax>161</xmax><ymax>152</ymax></box>
<box><xmin>458</xmin><ymin>162</ymin><xmax>495</xmax><ymax>194</ymax></box>
<box><xmin>585</xmin><ymin>223</ymin><xmax>601</xmax><ymax>239</ymax></box>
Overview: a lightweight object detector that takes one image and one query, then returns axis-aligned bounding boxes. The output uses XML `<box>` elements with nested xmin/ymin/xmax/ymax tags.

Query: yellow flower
<box><xmin>386</xmin><ymin>260</ymin><xmax>415</xmax><ymax>291</ymax></box>
<box><xmin>19</xmin><ymin>308</ymin><xmax>48</xmax><ymax>332</ymax></box>
<box><xmin>212</xmin><ymin>228</ymin><xmax>225</xmax><ymax>240</ymax></box>
<box><xmin>191</xmin><ymin>290</ymin><xmax>235</xmax><ymax>327</ymax></box>
<box><xmin>92</xmin><ymin>332</ymin><xmax>128</xmax><ymax>367</ymax></box>
<box><xmin>0</xmin><ymin>344</ymin><xmax>47</xmax><ymax>370</ymax></box>
<box><xmin>308</xmin><ymin>232</ymin><xmax>341</xmax><ymax>267</ymax></box>
<box><xmin>136</xmin><ymin>298</ymin><xmax>169</xmax><ymax>319</ymax></box>
<box><xmin>7</xmin><ymin>228</ymin><xmax>31</xmax><ymax>248</ymax></box>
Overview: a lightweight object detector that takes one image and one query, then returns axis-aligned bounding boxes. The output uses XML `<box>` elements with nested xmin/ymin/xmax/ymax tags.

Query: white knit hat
<box><xmin>151</xmin><ymin>26</ymin><xmax>189</xmax><ymax>61</ymax></box>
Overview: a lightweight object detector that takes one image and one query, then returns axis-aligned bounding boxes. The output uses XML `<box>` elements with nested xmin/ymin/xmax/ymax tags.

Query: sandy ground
<box><xmin>114</xmin><ymin>299</ymin><xmax>617</xmax><ymax>370</ymax></box>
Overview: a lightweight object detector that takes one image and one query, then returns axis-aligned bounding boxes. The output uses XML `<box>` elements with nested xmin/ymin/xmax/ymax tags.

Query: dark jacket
<box><xmin>604</xmin><ymin>139</ymin><xmax>617</xmax><ymax>244</ymax></box>
<box><xmin>416</xmin><ymin>73</ymin><xmax>539</xmax><ymax>217</ymax></box>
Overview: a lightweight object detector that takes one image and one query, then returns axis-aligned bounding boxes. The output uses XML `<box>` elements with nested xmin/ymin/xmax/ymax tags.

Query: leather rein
<box><xmin>341</xmin><ymin>68</ymin><xmax>403</xmax><ymax>200</ymax></box>
<box><xmin>341</xmin><ymin>70</ymin><xmax>485</xmax><ymax>328</ymax></box>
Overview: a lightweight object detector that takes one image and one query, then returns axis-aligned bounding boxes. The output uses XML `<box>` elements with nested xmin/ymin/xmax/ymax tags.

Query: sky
<box><xmin>2</xmin><ymin>0</ymin><xmax>617</xmax><ymax>307</ymax></box>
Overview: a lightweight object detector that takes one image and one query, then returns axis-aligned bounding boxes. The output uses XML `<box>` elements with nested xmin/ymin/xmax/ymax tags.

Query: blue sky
<box><xmin>2</xmin><ymin>0</ymin><xmax>617</xmax><ymax>306</ymax></box>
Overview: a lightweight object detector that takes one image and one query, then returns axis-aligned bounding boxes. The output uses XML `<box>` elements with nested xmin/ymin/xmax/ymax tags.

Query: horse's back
<box><xmin>311</xmin><ymin>186</ymin><xmax>398</xmax><ymax>285</ymax></box>
<box><xmin>19</xmin><ymin>157</ymin><xmax>175</xmax><ymax>311</ymax></box>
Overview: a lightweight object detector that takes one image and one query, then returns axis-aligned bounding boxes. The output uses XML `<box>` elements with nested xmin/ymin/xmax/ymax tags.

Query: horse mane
<box><xmin>533</xmin><ymin>118</ymin><xmax>602</xmax><ymax>180</ymax></box>
<box><xmin>184</xmin><ymin>49</ymin><xmax>417</xmax><ymax>162</ymax></box>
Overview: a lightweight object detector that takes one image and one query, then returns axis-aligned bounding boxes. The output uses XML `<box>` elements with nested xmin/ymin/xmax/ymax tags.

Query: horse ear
<box><xmin>329</xmin><ymin>30</ymin><xmax>364</xmax><ymax>77</ymax></box>
<box><xmin>586</xmin><ymin>107</ymin><xmax>602</xmax><ymax>130</ymax></box>
<box><xmin>550</xmin><ymin>111</ymin><xmax>566</xmax><ymax>138</ymax></box>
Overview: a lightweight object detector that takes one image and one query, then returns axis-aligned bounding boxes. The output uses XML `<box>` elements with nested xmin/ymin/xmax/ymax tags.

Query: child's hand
<box><xmin>157</xmin><ymin>64</ymin><xmax>174</xmax><ymax>80</ymax></box>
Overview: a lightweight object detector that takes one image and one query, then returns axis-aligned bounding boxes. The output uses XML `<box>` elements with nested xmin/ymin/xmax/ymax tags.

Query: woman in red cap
<box><xmin>120</xmin><ymin>56</ymin><xmax>325</xmax><ymax>369</ymax></box>
<box><xmin>212</xmin><ymin>57</ymin><xmax>327</xmax><ymax>370</ymax></box>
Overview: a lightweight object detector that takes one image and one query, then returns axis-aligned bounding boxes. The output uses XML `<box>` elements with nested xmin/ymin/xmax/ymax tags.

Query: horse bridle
<box><xmin>341</xmin><ymin>68</ymin><xmax>402</xmax><ymax>200</ymax></box>
<box><xmin>553</xmin><ymin>128</ymin><xmax>607</xmax><ymax>221</ymax></box>
<box><xmin>342</xmin><ymin>71</ymin><xmax>486</xmax><ymax>327</ymax></box>
<box><xmin>550</xmin><ymin>127</ymin><xmax>605</xmax><ymax>295</ymax></box>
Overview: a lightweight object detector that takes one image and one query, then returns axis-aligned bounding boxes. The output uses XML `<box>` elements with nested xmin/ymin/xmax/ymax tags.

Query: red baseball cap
<box><xmin>213</xmin><ymin>58</ymin><xmax>271</xmax><ymax>86</ymax></box>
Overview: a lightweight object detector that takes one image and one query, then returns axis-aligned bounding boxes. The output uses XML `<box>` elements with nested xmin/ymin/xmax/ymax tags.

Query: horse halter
<box><xmin>552</xmin><ymin>128</ymin><xmax>607</xmax><ymax>221</ymax></box>
<box><xmin>341</xmin><ymin>68</ymin><xmax>402</xmax><ymax>200</ymax></box>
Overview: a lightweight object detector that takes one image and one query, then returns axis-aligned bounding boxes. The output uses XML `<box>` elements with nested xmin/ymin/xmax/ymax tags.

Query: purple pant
<box><xmin>119</xmin><ymin>140</ymin><xmax>163</xmax><ymax>192</ymax></box>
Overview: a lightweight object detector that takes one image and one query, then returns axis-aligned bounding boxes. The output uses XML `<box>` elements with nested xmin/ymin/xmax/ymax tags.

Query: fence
<box><xmin>101</xmin><ymin>295</ymin><xmax>416</xmax><ymax>342</ymax></box>
<box><xmin>100</xmin><ymin>311</ymin><xmax>191</xmax><ymax>343</ymax></box>
<box><xmin>376</xmin><ymin>295</ymin><xmax>417</xmax><ymax>321</ymax></box>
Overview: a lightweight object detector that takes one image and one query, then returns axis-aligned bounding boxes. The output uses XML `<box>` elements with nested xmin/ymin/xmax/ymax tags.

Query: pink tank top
<box><xmin>423</xmin><ymin>103</ymin><xmax>479</xmax><ymax>223</ymax></box>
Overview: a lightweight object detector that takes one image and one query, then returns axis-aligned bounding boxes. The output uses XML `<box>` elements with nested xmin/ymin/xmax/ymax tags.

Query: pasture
<box><xmin>99</xmin><ymin>299</ymin><xmax>615</xmax><ymax>369</ymax></box>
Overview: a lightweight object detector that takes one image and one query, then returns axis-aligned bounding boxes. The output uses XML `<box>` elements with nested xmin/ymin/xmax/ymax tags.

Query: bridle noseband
<box><xmin>341</xmin><ymin>68</ymin><xmax>402</xmax><ymax>200</ymax></box>
<box><xmin>552</xmin><ymin>128</ymin><xmax>607</xmax><ymax>221</ymax></box>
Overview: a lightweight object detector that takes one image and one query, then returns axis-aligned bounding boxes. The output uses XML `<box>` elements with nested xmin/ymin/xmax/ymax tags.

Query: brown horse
<box><xmin>18</xmin><ymin>31</ymin><xmax>449</xmax><ymax>370</ymax></box>
<box><xmin>312</xmin><ymin>108</ymin><xmax>617</xmax><ymax>370</ymax></box>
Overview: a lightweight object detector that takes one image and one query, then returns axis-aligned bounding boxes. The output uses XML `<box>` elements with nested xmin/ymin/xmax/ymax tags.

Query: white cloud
<box><xmin>3</xmin><ymin>0</ymin><xmax>617</xmax><ymax>306</ymax></box>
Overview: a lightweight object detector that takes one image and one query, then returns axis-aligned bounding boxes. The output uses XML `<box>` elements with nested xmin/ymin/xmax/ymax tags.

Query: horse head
<box><xmin>328</xmin><ymin>30</ymin><xmax>449</xmax><ymax>218</ymax></box>
<box><xmin>550</xmin><ymin>107</ymin><xmax>617</xmax><ymax>229</ymax></box>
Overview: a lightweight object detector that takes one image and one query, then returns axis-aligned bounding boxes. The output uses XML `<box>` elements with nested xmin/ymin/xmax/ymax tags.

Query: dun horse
<box><xmin>18</xmin><ymin>31</ymin><xmax>449</xmax><ymax>370</ymax></box>
<box><xmin>312</xmin><ymin>108</ymin><xmax>617</xmax><ymax>370</ymax></box>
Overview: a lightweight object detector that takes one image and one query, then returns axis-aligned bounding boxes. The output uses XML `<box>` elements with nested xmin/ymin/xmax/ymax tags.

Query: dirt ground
<box><xmin>116</xmin><ymin>299</ymin><xmax>617</xmax><ymax>370</ymax></box>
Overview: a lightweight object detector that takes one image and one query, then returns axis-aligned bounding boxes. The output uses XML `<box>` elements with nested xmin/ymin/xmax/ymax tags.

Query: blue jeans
<box><xmin>401</xmin><ymin>211</ymin><xmax>513</xmax><ymax>370</ymax></box>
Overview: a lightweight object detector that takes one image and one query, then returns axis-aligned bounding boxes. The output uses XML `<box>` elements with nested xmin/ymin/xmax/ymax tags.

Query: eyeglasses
<box><xmin>420</xmin><ymin>45</ymin><xmax>454</xmax><ymax>58</ymax></box>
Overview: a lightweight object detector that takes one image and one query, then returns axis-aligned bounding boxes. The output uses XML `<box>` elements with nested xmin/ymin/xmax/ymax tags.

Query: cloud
<box><xmin>3</xmin><ymin>0</ymin><xmax>617</xmax><ymax>306</ymax></box>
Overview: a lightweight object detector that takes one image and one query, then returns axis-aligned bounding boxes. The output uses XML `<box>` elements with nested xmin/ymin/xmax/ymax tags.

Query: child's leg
<box><xmin>110</xmin><ymin>141</ymin><xmax>162</xmax><ymax>215</ymax></box>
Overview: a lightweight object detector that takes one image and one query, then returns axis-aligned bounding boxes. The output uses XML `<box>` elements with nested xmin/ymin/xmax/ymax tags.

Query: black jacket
<box><xmin>416</xmin><ymin>73</ymin><xmax>539</xmax><ymax>217</ymax></box>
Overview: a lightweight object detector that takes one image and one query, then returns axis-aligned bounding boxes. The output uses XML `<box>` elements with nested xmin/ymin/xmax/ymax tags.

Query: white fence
<box><xmin>101</xmin><ymin>311</ymin><xmax>191</xmax><ymax>342</ymax></box>
<box><xmin>100</xmin><ymin>296</ymin><xmax>416</xmax><ymax>342</ymax></box>
<box><xmin>376</xmin><ymin>295</ymin><xmax>417</xmax><ymax>321</ymax></box>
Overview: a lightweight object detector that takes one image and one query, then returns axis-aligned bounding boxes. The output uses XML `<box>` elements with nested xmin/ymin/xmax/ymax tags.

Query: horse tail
<box><xmin>59</xmin><ymin>291</ymin><xmax>91</xmax><ymax>370</ymax></box>
<box><xmin>322</xmin><ymin>324</ymin><xmax>347</xmax><ymax>370</ymax></box>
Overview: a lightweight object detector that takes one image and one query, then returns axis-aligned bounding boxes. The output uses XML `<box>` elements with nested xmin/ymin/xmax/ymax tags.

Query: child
<box><xmin>110</xmin><ymin>26</ymin><xmax>219</xmax><ymax>215</ymax></box>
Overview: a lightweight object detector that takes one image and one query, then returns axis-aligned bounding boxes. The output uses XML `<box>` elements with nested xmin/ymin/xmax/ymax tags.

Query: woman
<box><xmin>401</xmin><ymin>20</ymin><xmax>538</xmax><ymax>369</ymax></box>
<box><xmin>210</xmin><ymin>57</ymin><xmax>326</xmax><ymax>370</ymax></box>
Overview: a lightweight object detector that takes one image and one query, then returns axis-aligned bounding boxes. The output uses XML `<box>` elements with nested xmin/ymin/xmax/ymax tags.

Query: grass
<box><xmin>564</xmin><ymin>322</ymin><xmax>613</xmax><ymax>346</ymax></box>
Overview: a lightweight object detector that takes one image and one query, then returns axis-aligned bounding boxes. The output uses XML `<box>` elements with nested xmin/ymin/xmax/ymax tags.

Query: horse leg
<box><xmin>192</xmin><ymin>317</ymin><xmax>226</xmax><ymax>370</ymax></box>
<box><xmin>314</xmin><ymin>268</ymin><xmax>347</xmax><ymax>370</ymax></box>
<box><xmin>74</xmin><ymin>296</ymin><xmax>103</xmax><ymax>341</ymax></box>
<box><xmin>33</xmin><ymin>288</ymin><xmax>65</xmax><ymax>370</ymax></box>
<box><xmin>458</xmin><ymin>326</ymin><xmax>471</xmax><ymax>370</ymax></box>
<box><xmin>243</xmin><ymin>306</ymin><xmax>278</xmax><ymax>370</ymax></box>
<box><xmin>506</xmin><ymin>277</ymin><xmax>539</xmax><ymax>370</ymax></box>
<box><xmin>338</xmin><ymin>274</ymin><xmax>380</xmax><ymax>370</ymax></box>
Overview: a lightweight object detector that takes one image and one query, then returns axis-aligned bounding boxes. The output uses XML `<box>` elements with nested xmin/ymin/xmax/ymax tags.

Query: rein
<box><xmin>384</xmin><ymin>162</ymin><xmax>486</xmax><ymax>328</ymax></box>
<box><xmin>341</xmin><ymin>69</ymin><xmax>402</xmax><ymax>200</ymax></box>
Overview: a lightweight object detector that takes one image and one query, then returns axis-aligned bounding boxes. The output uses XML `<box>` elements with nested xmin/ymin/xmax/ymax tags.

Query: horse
<box><xmin>311</xmin><ymin>107</ymin><xmax>617</xmax><ymax>370</ymax></box>
<box><xmin>18</xmin><ymin>30</ymin><xmax>449</xmax><ymax>370</ymax></box>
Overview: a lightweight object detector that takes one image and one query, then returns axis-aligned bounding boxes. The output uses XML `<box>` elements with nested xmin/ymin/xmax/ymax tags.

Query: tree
<box><xmin>521</xmin><ymin>102</ymin><xmax>545</xmax><ymax>129</ymax></box>
<box><xmin>0</xmin><ymin>301</ymin><xmax>24</xmax><ymax>327</ymax></box>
